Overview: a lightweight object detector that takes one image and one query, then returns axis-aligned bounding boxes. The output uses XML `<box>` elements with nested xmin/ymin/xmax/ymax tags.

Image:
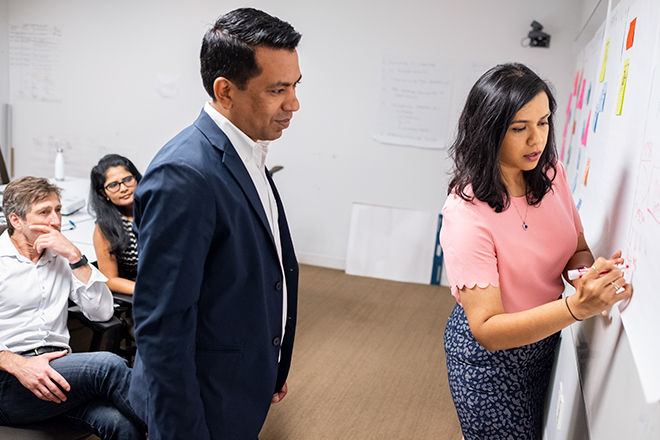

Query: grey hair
<box><xmin>2</xmin><ymin>176</ymin><xmax>61</xmax><ymax>235</ymax></box>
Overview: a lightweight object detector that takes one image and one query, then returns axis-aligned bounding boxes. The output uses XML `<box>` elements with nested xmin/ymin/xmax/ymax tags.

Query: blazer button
<box><xmin>272</xmin><ymin>337</ymin><xmax>281</xmax><ymax>347</ymax></box>
<box><xmin>274</xmin><ymin>281</ymin><xmax>283</xmax><ymax>291</ymax></box>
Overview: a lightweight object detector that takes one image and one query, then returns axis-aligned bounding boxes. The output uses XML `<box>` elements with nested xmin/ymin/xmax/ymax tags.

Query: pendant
<box><xmin>522</xmin><ymin>222</ymin><xmax>528</xmax><ymax>231</ymax></box>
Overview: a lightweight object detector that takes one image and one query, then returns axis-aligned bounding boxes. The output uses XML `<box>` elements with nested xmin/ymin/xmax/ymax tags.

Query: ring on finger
<box><xmin>611</xmin><ymin>281</ymin><xmax>624</xmax><ymax>293</ymax></box>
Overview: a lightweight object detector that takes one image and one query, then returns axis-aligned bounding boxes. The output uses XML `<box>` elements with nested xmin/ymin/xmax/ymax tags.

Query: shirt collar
<box><xmin>0</xmin><ymin>230</ymin><xmax>17</xmax><ymax>257</ymax></box>
<box><xmin>204</xmin><ymin>102</ymin><xmax>270</xmax><ymax>169</ymax></box>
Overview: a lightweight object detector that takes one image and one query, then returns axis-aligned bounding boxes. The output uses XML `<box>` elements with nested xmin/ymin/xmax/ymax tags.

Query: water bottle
<box><xmin>54</xmin><ymin>147</ymin><xmax>65</xmax><ymax>181</ymax></box>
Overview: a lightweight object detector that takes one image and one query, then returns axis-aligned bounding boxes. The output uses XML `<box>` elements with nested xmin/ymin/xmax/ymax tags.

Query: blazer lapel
<box><xmin>193</xmin><ymin>110</ymin><xmax>276</xmax><ymax>247</ymax></box>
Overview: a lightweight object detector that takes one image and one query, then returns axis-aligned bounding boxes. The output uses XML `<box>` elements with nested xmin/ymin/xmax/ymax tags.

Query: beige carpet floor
<box><xmin>260</xmin><ymin>265</ymin><xmax>462</xmax><ymax>439</ymax></box>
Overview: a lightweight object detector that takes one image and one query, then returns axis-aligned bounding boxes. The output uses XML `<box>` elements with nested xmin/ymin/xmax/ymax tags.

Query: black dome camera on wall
<box><xmin>527</xmin><ymin>20</ymin><xmax>551</xmax><ymax>48</ymax></box>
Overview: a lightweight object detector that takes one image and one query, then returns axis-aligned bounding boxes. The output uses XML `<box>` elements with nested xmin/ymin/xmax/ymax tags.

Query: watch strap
<box><xmin>69</xmin><ymin>255</ymin><xmax>88</xmax><ymax>270</ymax></box>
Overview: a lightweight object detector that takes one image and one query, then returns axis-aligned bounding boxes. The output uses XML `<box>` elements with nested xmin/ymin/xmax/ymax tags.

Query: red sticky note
<box><xmin>626</xmin><ymin>18</ymin><xmax>637</xmax><ymax>50</ymax></box>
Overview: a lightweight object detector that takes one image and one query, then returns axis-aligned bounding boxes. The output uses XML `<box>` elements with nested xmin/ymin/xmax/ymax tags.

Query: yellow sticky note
<box><xmin>615</xmin><ymin>58</ymin><xmax>630</xmax><ymax>116</ymax></box>
<box><xmin>599</xmin><ymin>39</ymin><xmax>610</xmax><ymax>82</ymax></box>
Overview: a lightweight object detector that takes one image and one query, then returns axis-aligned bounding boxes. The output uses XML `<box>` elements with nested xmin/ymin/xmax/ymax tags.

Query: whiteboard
<box><xmin>562</xmin><ymin>0</ymin><xmax>660</xmax><ymax>436</ymax></box>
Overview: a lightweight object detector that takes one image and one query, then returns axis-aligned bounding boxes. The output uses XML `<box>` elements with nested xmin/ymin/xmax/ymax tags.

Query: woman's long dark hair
<box><xmin>89</xmin><ymin>154</ymin><xmax>142</xmax><ymax>255</ymax></box>
<box><xmin>448</xmin><ymin>63</ymin><xmax>558</xmax><ymax>212</ymax></box>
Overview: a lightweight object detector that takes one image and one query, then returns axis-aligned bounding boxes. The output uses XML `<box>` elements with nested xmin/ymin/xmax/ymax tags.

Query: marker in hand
<box><xmin>567</xmin><ymin>264</ymin><xmax>629</xmax><ymax>280</ymax></box>
<box><xmin>567</xmin><ymin>264</ymin><xmax>628</xmax><ymax>294</ymax></box>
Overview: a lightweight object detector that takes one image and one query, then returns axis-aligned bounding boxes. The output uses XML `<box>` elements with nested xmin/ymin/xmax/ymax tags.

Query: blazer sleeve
<box><xmin>132</xmin><ymin>162</ymin><xmax>215</xmax><ymax>440</ymax></box>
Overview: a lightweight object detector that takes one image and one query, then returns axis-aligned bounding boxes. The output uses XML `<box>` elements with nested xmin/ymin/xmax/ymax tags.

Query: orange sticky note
<box><xmin>572</xmin><ymin>120</ymin><xmax>576</xmax><ymax>134</ymax></box>
<box><xmin>583</xmin><ymin>158</ymin><xmax>591</xmax><ymax>186</ymax></box>
<box><xmin>626</xmin><ymin>18</ymin><xmax>637</xmax><ymax>50</ymax></box>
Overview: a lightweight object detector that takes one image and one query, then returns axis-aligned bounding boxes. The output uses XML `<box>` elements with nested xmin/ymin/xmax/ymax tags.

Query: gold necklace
<box><xmin>511</xmin><ymin>198</ymin><xmax>529</xmax><ymax>231</ymax></box>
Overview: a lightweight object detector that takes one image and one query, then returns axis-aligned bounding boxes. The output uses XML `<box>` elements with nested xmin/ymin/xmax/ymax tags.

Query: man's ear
<box><xmin>213</xmin><ymin>77</ymin><xmax>233</xmax><ymax>110</ymax></box>
<box><xmin>8</xmin><ymin>213</ymin><xmax>23</xmax><ymax>232</ymax></box>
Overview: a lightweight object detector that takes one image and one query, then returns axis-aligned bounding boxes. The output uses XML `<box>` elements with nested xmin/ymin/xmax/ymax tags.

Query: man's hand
<box><xmin>10</xmin><ymin>350</ymin><xmax>71</xmax><ymax>403</ymax></box>
<box><xmin>29</xmin><ymin>225</ymin><xmax>80</xmax><ymax>263</ymax></box>
<box><xmin>272</xmin><ymin>382</ymin><xmax>288</xmax><ymax>404</ymax></box>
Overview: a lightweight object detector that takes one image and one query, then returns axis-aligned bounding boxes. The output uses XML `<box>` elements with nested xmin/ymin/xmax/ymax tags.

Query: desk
<box><xmin>55</xmin><ymin>177</ymin><xmax>97</xmax><ymax>261</ymax></box>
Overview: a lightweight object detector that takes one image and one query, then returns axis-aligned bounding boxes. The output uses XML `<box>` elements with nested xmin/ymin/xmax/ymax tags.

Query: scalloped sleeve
<box><xmin>440</xmin><ymin>194</ymin><xmax>500</xmax><ymax>303</ymax></box>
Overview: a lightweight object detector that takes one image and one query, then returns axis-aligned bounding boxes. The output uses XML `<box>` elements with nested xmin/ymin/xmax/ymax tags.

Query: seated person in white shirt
<box><xmin>0</xmin><ymin>177</ymin><xmax>145</xmax><ymax>440</ymax></box>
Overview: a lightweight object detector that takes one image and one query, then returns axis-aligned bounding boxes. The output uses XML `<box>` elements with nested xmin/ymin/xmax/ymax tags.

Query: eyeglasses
<box><xmin>104</xmin><ymin>175</ymin><xmax>137</xmax><ymax>193</ymax></box>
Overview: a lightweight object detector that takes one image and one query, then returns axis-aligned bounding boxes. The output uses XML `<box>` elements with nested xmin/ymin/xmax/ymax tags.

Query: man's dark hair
<box><xmin>448</xmin><ymin>63</ymin><xmax>558</xmax><ymax>212</ymax></box>
<box><xmin>200</xmin><ymin>8</ymin><xmax>301</xmax><ymax>96</ymax></box>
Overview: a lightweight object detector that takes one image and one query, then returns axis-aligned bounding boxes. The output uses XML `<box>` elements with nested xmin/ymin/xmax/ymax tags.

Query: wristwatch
<box><xmin>69</xmin><ymin>255</ymin><xmax>88</xmax><ymax>270</ymax></box>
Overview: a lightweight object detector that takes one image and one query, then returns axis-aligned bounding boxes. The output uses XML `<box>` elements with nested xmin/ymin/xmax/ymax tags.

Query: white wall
<box><xmin>5</xmin><ymin>0</ymin><xmax>583</xmax><ymax>269</ymax></box>
<box><xmin>0</xmin><ymin>0</ymin><xmax>9</xmax><ymax>160</ymax></box>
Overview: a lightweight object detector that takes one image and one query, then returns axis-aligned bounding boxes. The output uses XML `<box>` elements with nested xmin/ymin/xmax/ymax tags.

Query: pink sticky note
<box><xmin>577</xmin><ymin>79</ymin><xmax>586</xmax><ymax>109</ymax></box>
<box><xmin>581</xmin><ymin>111</ymin><xmax>592</xmax><ymax>146</ymax></box>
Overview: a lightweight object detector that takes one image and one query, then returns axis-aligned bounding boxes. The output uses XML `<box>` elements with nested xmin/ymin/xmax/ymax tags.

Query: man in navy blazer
<box><xmin>128</xmin><ymin>8</ymin><xmax>302</xmax><ymax>439</ymax></box>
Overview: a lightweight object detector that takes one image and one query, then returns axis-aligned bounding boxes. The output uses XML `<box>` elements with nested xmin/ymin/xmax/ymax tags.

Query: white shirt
<box><xmin>204</xmin><ymin>103</ymin><xmax>288</xmax><ymax>352</ymax></box>
<box><xmin>0</xmin><ymin>231</ymin><xmax>114</xmax><ymax>353</ymax></box>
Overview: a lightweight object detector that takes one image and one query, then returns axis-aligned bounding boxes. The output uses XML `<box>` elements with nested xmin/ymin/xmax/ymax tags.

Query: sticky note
<box><xmin>573</xmin><ymin>71</ymin><xmax>580</xmax><ymax>95</ymax></box>
<box><xmin>597</xmin><ymin>82</ymin><xmax>607</xmax><ymax>112</ymax></box>
<box><xmin>581</xmin><ymin>111</ymin><xmax>591</xmax><ymax>146</ymax></box>
<box><xmin>586</xmin><ymin>83</ymin><xmax>592</xmax><ymax>106</ymax></box>
<box><xmin>593</xmin><ymin>112</ymin><xmax>599</xmax><ymax>132</ymax></box>
<box><xmin>616</xmin><ymin>59</ymin><xmax>630</xmax><ymax>116</ymax></box>
<box><xmin>576</xmin><ymin>148</ymin><xmax>582</xmax><ymax>173</ymax></box>
<box><xmin>626</xmin><ymin>18</ymin><xmax>637</xmax><ymax>50</ymax></box>
<box><xmin>599</xmin><ymin>39</ymin><xmax>610</xmax><ymax>82</ymax></box>
<box><xmin>577</xmin><ymin>79</ymin><xmax>586</xmax><ymax>109</ymax></box>
<box><xmin>572</xmin><ymin>120</ymin><xmax>576</xmax><ymax>134</ymax></box>
<box><xmin>577</xmin><ymin>198</ymin><xmax>582</xmax><ymax>211</ymax></box>
<box><xmin>583</xmin><ymin>158</ymin><xmax>591</xmax><ymax>186</ymax></box>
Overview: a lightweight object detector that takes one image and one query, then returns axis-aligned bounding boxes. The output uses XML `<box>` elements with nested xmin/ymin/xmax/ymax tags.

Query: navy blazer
<box><xmin>128</xmin><ymin>110</ymin><xmax>299</xmax><ymax>440</ymax></box>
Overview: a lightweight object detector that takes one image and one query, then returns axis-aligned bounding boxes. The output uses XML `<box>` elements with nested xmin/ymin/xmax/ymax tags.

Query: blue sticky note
<box><xmin>576</xmin><ymin>147</ymin><xmax>583</xmax><ymax>171</ymax></box>
<box><xmin>572</xmin><ymin>173</ymin><xmax>578</xmax><ymax>193</ymax></box>
<box><xmin>593</xmin><ymin>112</ymin><xmax>599</xmax><ymax>132</ymax></box>
<box><xmin>577</xmin><ymin>199</ymin><xmax>583</xmax><ymax>211</ymax></box>
<box><xmin>586</xmin><ymin>83</ymin><xmax>592</xmax><ymax>106</ymax></box>
<box><xmin>597</xmin><ymin>82</ymin><xmax>607</xmax><ymax>113</ymax></box>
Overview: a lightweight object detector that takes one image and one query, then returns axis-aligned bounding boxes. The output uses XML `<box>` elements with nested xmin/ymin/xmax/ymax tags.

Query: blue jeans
<box><xmin>0</xmin><ymin>351</ymin><xmax>145</xmax><ymax>440</ymax></box>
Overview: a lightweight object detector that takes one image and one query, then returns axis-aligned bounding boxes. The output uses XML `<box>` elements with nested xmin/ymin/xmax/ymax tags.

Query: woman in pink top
<box><xmin>440</xmin><ymin>63</ymin><xmax>633</xmax><ymax>439</ymax></box>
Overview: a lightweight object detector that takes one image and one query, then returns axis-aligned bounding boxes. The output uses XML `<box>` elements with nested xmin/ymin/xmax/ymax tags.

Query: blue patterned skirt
<box><xmin>444</xmin><ymin>305</ymin><xmax>560</xmax><ymax>440</ymax></box>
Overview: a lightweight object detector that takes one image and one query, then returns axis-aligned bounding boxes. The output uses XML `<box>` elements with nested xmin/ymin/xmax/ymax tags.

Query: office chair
<box><xmin>68</xmin><ymin>304</ymin><xmax>123</xmax><ymax>352</ymax></box>
<box><xmin>0</xmin><ymin>421</ymin><xmax>94</xmax><ymax>440</ymax></box>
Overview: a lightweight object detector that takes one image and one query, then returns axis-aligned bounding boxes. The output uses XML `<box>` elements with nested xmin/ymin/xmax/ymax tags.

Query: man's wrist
<box><xmin>0</xmin><ymin>350</ymin><xmax>22</xmax><ymax>375</ymax></box>
<box><xmin>67</xmin><ymin>248</ymin><xmax>83</xmax><ymax>265</ymax></box>
<box><xmin>69</xmin><ymin>255</ymin><xmax>88</xmax><ymax>269</ymax></box>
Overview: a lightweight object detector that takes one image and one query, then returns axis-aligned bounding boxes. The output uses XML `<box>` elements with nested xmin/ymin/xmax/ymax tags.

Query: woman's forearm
<box><xmin>106</xmin><ymin>277</ymin><xmax>135</xmax><ymax>295</ymax></box>
<box><xmin>472</xmin><ymin>298</ymin><xmax>577</xmax><ymax>351</ymax></box>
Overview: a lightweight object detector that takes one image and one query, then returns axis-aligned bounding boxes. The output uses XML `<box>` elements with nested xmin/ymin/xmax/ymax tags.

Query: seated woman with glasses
<box><xmin>89</xmin><ymin>154</ymin><xmax>142</xmax><ymax>294</ymax></box>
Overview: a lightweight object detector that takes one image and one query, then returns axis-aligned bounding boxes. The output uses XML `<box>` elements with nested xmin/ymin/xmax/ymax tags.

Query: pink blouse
<box><xmin>440</xmin><ymin>161</ymin><xmax>584</xmax><ymax>313</ymax></box>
